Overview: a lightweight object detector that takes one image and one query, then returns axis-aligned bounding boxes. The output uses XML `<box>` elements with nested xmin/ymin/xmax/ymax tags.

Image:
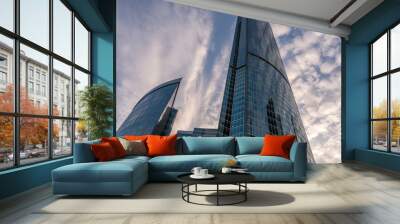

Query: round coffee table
<box><xmin>177</xmin><ymin>173</ymin><xmax>255</xmax><ymax>206</ymax></box>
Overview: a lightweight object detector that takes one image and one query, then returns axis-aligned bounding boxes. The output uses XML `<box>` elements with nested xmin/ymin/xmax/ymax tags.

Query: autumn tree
<box><xmin>0</xmin><ymin>84</ymin><xmax>60</xmax><ymax>152</ymax></box>
<box><xmin>372</xmin><ymin>99</ymin><xmax>400</xmax><ymax>144</ymax></box>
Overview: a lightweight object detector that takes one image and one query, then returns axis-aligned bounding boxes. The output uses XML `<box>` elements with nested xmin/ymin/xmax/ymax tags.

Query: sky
<box><xmin>117</xmin><ymin>0</ymin><xmax>342</xmax><ymax>163</ymax></box>
<box><xmin>0</xmin><ymin>0</ymin><xmax>89</xmax><ymax>71</ymax></box>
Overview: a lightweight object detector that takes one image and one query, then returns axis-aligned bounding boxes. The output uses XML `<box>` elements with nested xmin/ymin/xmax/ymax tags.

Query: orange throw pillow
<box><xmin>124</xmin><ymin>135</ymin><xmax>148</xmax><ymax>141</ymax></box>
<box><xmin>101</xmin><ymin>137</ymin><xmax>127</xmax><ymax>158</ymax></box>
<box><xmin>146</xmin><ymin>135</ymin><xmax>177</xmax><ymax>157</ymax></box>
<box><xmin>260</xmin><ymin>135</ymin><xmax>296</xmax><ymax>159</ymax></box>
<box><xmin>91</xmin><ymin>142</ymin><xmax>117</xmax><ymax>161</ymax></box>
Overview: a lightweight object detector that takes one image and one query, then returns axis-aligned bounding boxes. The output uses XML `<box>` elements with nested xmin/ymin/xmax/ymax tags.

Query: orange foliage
<box><xmin>0</xmin><ymin>84</ymin><xmax>59</xmax><ymax>149</ymax></box>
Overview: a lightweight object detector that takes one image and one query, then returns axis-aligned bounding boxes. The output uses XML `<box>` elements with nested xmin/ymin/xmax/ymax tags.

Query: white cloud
<box><xmin>117</xmin><ymin>2</ymin><xmax>341</xmax><ymax>163</ymax></box>
<box><xmin>272</xmin><ymin>24</ymin><xmax>342</xmax><ymax>163</ymax></box>
<box><xmin>117</xmin><ymin>1</ymin><xmax>233</xmax><ymax>132</ymax></box>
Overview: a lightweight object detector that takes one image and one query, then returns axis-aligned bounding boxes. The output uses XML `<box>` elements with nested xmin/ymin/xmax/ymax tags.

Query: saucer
<box><xmin>190</xmin><ymin>174</ymin><xmax>215</xmax><ymax>179</ymax></box>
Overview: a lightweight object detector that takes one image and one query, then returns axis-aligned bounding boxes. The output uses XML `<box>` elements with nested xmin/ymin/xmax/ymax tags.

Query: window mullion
<box><xmin>71</xmin><ymin>10</ymin><xmax>76</xmax><ymax>155</ymax></box>
<box><xmin>370</xmin><ymin>45</ymin><xmax>373</xmax><ymax>149</ymax></box>
<box><xmin>13</xmin><ymin>0</ymin><xmax>21</xmax><ymax>167</ymax></box>
<box><xmin>388</xmin><ymin>30</ymin><xmax>391</xmax><ymax>152</ymax></box>
<box><xmin>48</xmin><ymin>0</ymin><xmax>54</xmax><ymax>160</ymax></box>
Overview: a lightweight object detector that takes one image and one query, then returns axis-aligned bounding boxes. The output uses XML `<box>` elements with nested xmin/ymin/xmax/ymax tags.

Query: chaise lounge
<box><xmin>52</xmin><ymin>137</ymin><xmax>307</xmax><ymax>196</ymax></box>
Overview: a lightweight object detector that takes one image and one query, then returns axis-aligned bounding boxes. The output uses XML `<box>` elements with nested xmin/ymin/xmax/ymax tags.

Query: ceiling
<box><xmin>168</xmin><ymin>0</ymin><xmax>384</xmax><ymax>38</ymax></box>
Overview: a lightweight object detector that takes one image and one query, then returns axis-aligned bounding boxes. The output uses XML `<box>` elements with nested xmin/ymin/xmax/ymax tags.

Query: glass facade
<box><xmin>117</xmin><ymin>78</ymin><xmax>181</xmax><ymax>136</ymax></box>
<box><xmin>0</xmin><ymin>0</ymin><xmax>91</xmax><ymax>170</ymax></box>
<box><xmin>370</xmin><ymin>23</ymin><xmax>400</xmax><ymax>153</ymax></box>
<box><xmin>218</xmin><ymin>17</ymin><xmax>314</xmax><ymax>161</ymax></box>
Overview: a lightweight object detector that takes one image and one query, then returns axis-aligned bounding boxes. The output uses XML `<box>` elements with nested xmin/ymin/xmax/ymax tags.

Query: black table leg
<box><xmin>216</xmin><ymin>184</ymin><xmax>219</xmax><ymax>206</ymax></box>
<box><xmin>195</xmin><ymin>184</ymin><xmax>197</xmax><ymax>192</ymax></box>
<box><xmin>245</xmin><ymin>183</ymin><xmax>247</xmax><ymax>201</ymax></box>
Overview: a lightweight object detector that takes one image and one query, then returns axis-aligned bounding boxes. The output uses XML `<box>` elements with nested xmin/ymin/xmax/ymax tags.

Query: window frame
<box><xmin>370</xmin><ymin>21</ymin><xmax>400</xmax><ymax>154</ymax></box>
<box><xmin>0</xmin><ymin>0</ymin><xmax>92</xmax><ymax>171</ymax></box>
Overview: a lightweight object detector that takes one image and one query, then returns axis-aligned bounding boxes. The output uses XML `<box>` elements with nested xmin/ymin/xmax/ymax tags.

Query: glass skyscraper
<box><xmin>217</xmin><ymin>17</ymin><xmax>314</xmax><ymax>161</ymax></box>
<box><xmin>117</xmin><ymin>78</ymin><xmax>181</xmax><ymax>136</ymax></box>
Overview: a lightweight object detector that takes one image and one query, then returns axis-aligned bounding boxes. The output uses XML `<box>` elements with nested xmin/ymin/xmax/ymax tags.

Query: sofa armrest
<box><xmin>73</xmin><ymin>141</ymin><xmax>99</xmax><ymax>163</ymax></box>
<box><xmin>289</xmin><ymin>142</ymin><xmax>307</xmax><ymax>181</ymax></box>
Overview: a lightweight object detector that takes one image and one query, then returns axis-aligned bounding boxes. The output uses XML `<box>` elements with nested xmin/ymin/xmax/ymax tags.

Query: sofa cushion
<box><xmin>235</xmin><ymin>137</ymin><xmax>264</xmax><ymax>155</ymax></box>
<box><xmin>179</xmin><ymin>137</ymin><xmax>235</xmax><ymax>155</ymax></box>
<box><xmin>73</xmin><ymin>139</ymin><xmax>100</xmax><ymax>163</ymax></box>
<box><xmin>149</xmin><ymin>154</ymin><xmax>235</xmax><ymax>172</ymax></box>
<box><xmin>101</xmin><ymin>137</ymin><xmax>127</xmax><ymax>158</ymax></box>
<box><xmin>236</xmin><ymin>155</ymin><xmax>293</xmax><ymax>172</ymax></box>
<box><xmin>147</xmin><ymin>135</ymin><xmax>177</xmax><ymax>157</ymax></box>
<box><xmin>260</xmin><ymin>135</ymin><xmax>296</xmax><ymax>159</ymax></box>
<box><xmin>91</xmin><ymin>142</ymin><xmax>118</xmax><ymax>161</ymax></box>
<box><xmin>124</xmin><ymin>135</ymin><xmax>148</xmax><ymax>141</ymax></box>
<box><xmin>118</xmin><ymin>138</ymin><xmax>147</xmax><ymax>156</ymax></box>
<box><xmin>53</xmin><ymin>158</ymin><xmax>147</xmax><ymax>183</ymax></box>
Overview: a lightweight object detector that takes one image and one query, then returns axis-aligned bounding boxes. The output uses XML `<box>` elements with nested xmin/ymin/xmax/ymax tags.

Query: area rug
<box><xmin>37</xmin><ymin>183</ymin><xmax>362</xmax><ymax>214</ymax></box>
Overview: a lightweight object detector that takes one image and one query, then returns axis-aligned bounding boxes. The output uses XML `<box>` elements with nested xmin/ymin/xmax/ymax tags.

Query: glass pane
<box><xmin>372</xmin><ymin>121</ymin><xmax>388</xmax><ymax>151</ymax></box>
<box><xmin>372</xmin><ymin>33</ymin><xmax>387</xmax><ymax>76</ymax></box>
<box><xmin>74</xmin><ymin>69</ymin><xmax>89</xmax><ymax>118</ymax></box>
<box><xmin>392</xmin><ymin>72</ymin><xmax>400</xmax><ymax>118</ymax></box>
<box><xmin>392</xmin><ymin>24</ymin><xmax>400</xmax><ymax>70</ymax></box>
<box><xmin>75</xmin><ymin>120</ymin><xmax>88</xmax><ymax>143</ymax></box>
<box><xmin>20</xmin><ymin>0</ymin><xmax>49</xmax><ymax>49</ymax></box>
<box><xmin>391</xmin><ymin>120</ymin><xmax>400</xmax><ymax>153</ymax></box>
<box><xmin>20</xmin><ymin>44</ymin><xmax>49</xmax><ymax>115</ymax></box>
<box><xmin>74</xmin><ymin>18</ymin><xmax>89</xmax><ymax>70</ymax></box>
<box><xmin>0</xmin><ymin>116</ymin><xmax>13</xmax><ymax>170</ymax></box>
<box><xmin>0</xmin><ymin>0</ymin><xmax>14</xmax><ymax>31</ymax></box>
<box><xmin>372</xmin><ymin>76</ymin><xmax>387</xmax><ymax>119</ymax></box>
<box><xmin>53</xmin><ymin>119</ymin><xmax>72</xmax><ymax>157</ymax></box>
<box><xmin>20</xmin><ymin>117</ymin><xmax>49</xmax><ymax>165</ymax></box>
<box><xmin>53</xmin><ymin>0</ymin><xmax>72</xmax><ymax>60</ymax></box>
<box><xmin>53</xmin><ymin>59</ymin><xmax>72</xmax><ymax>117</ymax></box>
<box><xmin>0</xmin><ymin>34</ymin><xmax>14</xmax><ymax>112</ymax></box>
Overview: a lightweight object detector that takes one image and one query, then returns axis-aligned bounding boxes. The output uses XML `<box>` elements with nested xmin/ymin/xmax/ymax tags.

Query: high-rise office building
<box><xmin>217</xmin><ymin>17</ymin><xmax>314</xmax><ymax>161</ymax></box>
<box><xmin>117</xmin><ymin>78</ymin><xmax>181</xmax><ymax>136</ymax></box>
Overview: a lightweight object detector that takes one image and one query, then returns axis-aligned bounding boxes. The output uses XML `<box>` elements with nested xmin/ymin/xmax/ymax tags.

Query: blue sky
<box><xmin>117</xmin><ymin>0</ymin><xmax>341</xmax><ymax>163</ymax></box>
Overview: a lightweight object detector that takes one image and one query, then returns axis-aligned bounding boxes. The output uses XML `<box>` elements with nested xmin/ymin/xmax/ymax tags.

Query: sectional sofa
<box><xmin>52</xmin><ymin>137</ymin><xmax>307</xmax><ymax>196</ymax></box>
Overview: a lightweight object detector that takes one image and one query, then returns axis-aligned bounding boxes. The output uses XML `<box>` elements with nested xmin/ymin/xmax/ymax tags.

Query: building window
<box><xmin>0</xmin><ymin>54</ymin><xmax>7</xmax><ymax>88</ymax></box>
<box><xmin>370</xmin><ymin>23</ymin><xmax>400</xmax><ymax>153</ymax></box>
<box><xmin>0</xmin><ymin>55</ymin><xmax>7</xmax><ymax>67</ymax></box>
<box><xmin>0</xmin><ymin>71</ymin><xmax>6</xmax><ymax>85</ymax></box>
<box><xmin>0</xmin><ymin>0</ymin><xmax>91</xmax><ymax>170</ymax></box>
<box><xmin>36</xmin><ymin>83</ymin><xmax>40</xmax><ymax>95</ymax></box>
<box><xmin>42</xmin><ymin>85</ymin><xmax>46</xmax><ymax>97</ymax></box>
<box><xmin>28</xmin><ymin>81</ymin><xmax>34</xmax><ymax>93</ymax></box>
<box><xmin>28</xmin><ymin>67</ymin><xmax>34</xmax><ymax>80</ymax></box>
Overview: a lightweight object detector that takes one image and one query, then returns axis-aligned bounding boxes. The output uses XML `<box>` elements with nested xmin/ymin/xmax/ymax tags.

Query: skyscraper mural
<box><xmin>217</xmin><ymin>17</ymin><xmax>314</xmax><ymax>161</ymax></box>
<box><xmin>117</xmin><ymin>78</ymin><xmax>181</xmax><ymax>136</ymax></box>
<box><xmin>117</xmin><ymin>0</ymin><xmax>341</xmax><ymax>163</ymax></box>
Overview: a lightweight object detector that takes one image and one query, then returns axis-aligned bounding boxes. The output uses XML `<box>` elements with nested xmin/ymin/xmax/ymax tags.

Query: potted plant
<box><xmin>79</xmin><ymin>84</ymin><xmax>113</xmax><ymax>140</ymax></box>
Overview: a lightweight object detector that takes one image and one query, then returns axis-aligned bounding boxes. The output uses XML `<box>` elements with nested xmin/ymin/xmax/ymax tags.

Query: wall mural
<box><xmin>116</xmin><ymin>0</ymin><xmax>341</xmax><ymax>163</ymax></box>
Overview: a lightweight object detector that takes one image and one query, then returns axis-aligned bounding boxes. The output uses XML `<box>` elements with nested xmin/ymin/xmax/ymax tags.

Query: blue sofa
<box><xmin>52</xmin><ymin>137</ymin><xmax>307</xmax><ymax>196</ymax></box>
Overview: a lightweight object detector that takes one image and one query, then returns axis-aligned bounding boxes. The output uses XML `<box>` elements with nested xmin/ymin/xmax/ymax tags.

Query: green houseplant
<box><xmin>79</xmin><ymin>84</ymin><xmax>113</xmax><ymax>140</ymax></box>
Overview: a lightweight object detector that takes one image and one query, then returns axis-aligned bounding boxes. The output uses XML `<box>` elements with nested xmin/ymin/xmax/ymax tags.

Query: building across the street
<box><xmin>117</xmin><ymin>78</ymin><xmax>181</xmax><ymax>136</ymax></box>
<box><xmin>0</xmin><ymin>41</ymin><xmax>77</xmax><ymax>156</ymax></box>
<box><xmin>217</xmin><ymin>17</ymin><xmax>314</xmax><ymax>162</ymax></box>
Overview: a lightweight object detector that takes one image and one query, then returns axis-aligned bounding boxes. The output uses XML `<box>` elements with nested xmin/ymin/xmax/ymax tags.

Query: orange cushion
<box><xmin>259</xmin><ymin>135</ymin><xmax>296</xmax><ymax>159</ymax></box>
<box><xmin>124</xmin><ymin>135</ymin><xmax>148</xmax><ymax>141</ymax></box>
<box><xmin>146</xmin><ymin>135</ymin><xmax>177</xmax><ymax>157</ymax></box>
<box><xmin>101</xmin><ymin>137</ymin><xmax>127</xmax><ymax>158</ymax></box>
<box><xmin>91</xmin><ymin>142</ymin><xmax>117</xmax><ymax>161</ymax></box>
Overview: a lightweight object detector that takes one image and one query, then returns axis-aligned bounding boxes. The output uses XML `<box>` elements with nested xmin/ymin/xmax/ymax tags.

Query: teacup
<box><xmin>191</xmin><ymin>167</ymin><xmax>202</xmax><ymax>176</ymax></box>
<box><xmin>221</xmin><ymin>167</ymin><xmax>232</xmax><ymax>174</ymax></box>
<box><xmin>199</xmin><ymin>169</ymin><xmax>208</xmax><ymax>176</ymax></box>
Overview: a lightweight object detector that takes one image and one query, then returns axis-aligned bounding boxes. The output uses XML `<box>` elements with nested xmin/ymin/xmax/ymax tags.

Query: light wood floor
<box><xmin>1</xmin><ymin>162</ymin><xmax>400</xmax><ymax>224</ymax></box>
